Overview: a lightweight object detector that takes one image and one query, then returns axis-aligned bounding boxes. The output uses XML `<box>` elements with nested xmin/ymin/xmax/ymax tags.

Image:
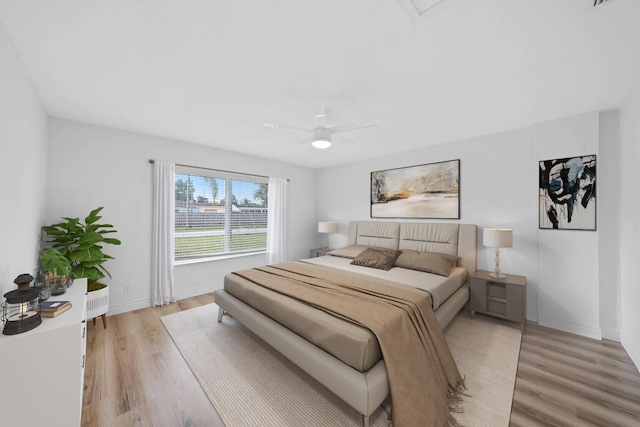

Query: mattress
<box><xmin>223</xmin><ymin>258</ymin><xmax>466</xmax><ymax>372</ymax></box>
<box><xmin>304</xmin><ymin>255</ymin><xmax>466</xmax><ymax>310</ymax></box>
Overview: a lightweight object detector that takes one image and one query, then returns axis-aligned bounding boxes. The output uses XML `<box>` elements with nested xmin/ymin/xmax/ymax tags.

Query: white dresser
<box><xmin>0</xmin><ymin>278</ymin><xmax>87</xmax><ymax>426</ymax></box>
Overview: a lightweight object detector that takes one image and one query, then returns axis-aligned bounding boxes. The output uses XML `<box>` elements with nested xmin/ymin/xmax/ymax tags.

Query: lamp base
<box><xmin>490</xmin><ymin>247</ymin><xmax>506</xmax><ymax>279</ymax></box>
<box><xmin>2</xmin><ymin>312</ymin><xmax>42</xmax><ymax>335</ymax></box>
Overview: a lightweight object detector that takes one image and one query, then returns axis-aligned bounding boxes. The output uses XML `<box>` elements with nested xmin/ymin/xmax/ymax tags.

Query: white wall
<box><xmin>317</xmin><ymin>125</ymin><xmax>540</xmax><ymax>322</ymax></box>
<box><xmin>619</xmin><ymin>88</ymin><xmax>640</xmax><ymax>368</ymax></box>
<box><xmin>46</xmin><ymin>118</ymin><xmax>317</xmax><ymax>314</ymax></box>
<box><xmin>598</xmin><ymin>110</ymin><xmax>621</xmax><ymax>341</ymax></box>
<box><xmin>0</xmin><ymin>18</ymin><xmax>47</xmax><ymax>296</ymax></box>
<box><xmin>534</xmin><ymin>112</ymin><xmax>601</xmax><ymax>339</ymax></box>
<box><xmin>317</xmin><ymin>111</ymin><xmax>617</xmax><ymax>339</ymax></box>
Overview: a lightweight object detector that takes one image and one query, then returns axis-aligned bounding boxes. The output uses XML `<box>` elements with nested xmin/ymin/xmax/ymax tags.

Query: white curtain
<box><xmin>152</xmin><ymin>161</ymin><xmax>176</xmax><ymax>306</ymax></box>
<box><xmin>266</xmin><ymin>176</ymin><xmax>287</xmax><ymax>264</ymax></box>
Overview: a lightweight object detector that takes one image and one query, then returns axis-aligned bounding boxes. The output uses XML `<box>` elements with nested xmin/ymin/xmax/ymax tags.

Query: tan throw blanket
<box><xmin>234</xmin><ymin>262</ymin><xmax>465</xmax><ymax>427</ymax></box>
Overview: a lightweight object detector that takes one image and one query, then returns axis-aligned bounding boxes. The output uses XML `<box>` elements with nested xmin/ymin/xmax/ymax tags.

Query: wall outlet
<box><xmin>123</xmin><ymin>286</ymin><xmax>131</xmax><ymax>294</ymax></box>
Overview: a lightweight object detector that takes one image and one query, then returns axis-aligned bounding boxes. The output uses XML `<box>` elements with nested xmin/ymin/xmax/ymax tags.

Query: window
<box><xmin>174</xmin><ymin>166</ymin><xmax>268</xmax><ymax>261</ymax></box>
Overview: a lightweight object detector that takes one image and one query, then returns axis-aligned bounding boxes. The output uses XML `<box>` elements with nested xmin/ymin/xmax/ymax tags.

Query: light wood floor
<box><xmin>511</xmin><ymin>323</ymin><xmax>640</xmax><ymax>426</ymax></box>
<box><xmin>82</xmin><ymin>293</ymin><xmax>225</xmax><ymax>427</ymax></box>
<box><xmin>82</xmin><ymin>295</ymin><xmax>640</xmax><ymax>426</ymax></box>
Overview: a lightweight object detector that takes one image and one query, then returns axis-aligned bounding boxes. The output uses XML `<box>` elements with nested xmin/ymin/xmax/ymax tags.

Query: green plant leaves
<box><xmin>69</xmin><ymin>245</ymin><xmax>104</xmax><ymax>262</ymax></box>
<box><xmin>40</xmin><ymin>207</ymin><xmax>119</xmax><ymax>282</ymax></box>
<box><xmin>73</xmin><ymin>265</ymin><xmax>104</xmax><ymax>281</ymax></box>
<box><xmin>39</xmin><ymin>248</ymin><xmax>71</xmax><ymax>277</ymax></box>
<box><xmin>102</xmin><ymin>237</ymin><xmax>121</xmax><ymax>245</ymax></box>
<box><xmin>85</xmin><ymin>207</ymin><xmax>103</xmax><ymax>225</ymax></box>
<box><xmin>76</xmin><ymin>231</ymin><xmax>104</xmax><ymax>246</ymax></box>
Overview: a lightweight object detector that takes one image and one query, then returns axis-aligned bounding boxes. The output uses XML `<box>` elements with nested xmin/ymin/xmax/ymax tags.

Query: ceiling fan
<box><xmin>264</xmin><ymin>107</ymin><xmax>379</xmax><ymax>149</ymax></box>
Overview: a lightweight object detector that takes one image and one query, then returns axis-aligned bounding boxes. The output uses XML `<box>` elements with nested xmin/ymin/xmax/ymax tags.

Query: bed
<box><xmin>215</xmin><ymin>221</ymin><xmax>477</xmax><ymax>426</ymax></box>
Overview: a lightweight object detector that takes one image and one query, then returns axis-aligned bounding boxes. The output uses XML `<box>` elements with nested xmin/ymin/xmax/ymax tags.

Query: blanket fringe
<box><xmin>446</xmin><ymin>376</ymin><xmax>469</xmax><ymax>426</ymax></box>
<box><xmin>447</xmin><ymin>376</ymin><xmax>469</xmax><ymax>408</ymax></box>
<box><xmin>384</xmin><ymin>378</ymin><xmax>468</xmax><ymax>427</ymax></box>
<box><xmin>447</xmin><ymin>413</ymin><xmax>463</xmax><ymax>427</ymax></box>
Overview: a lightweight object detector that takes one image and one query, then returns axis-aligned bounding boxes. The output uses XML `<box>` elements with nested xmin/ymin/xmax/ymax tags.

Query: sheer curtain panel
<box><xmin>266</xmin><ymin>177</ymin><xmax>287</xmax><ymax>264</ymax></box>
<box><xmin>152</xmin><ymin>161</ymin><xmax>176</xmax><ymax>305</ymax></box>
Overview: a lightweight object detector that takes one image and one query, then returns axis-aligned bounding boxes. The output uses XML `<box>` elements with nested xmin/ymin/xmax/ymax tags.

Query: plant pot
<box><xmin>47</xmin><ymin>275</ymin><xmax>73</xmax><ymax>296</ymax></box>
<box><xmin>86</xmin><ymin>285</ymin><xmax>109</xmax><ymax>328</ymax></box>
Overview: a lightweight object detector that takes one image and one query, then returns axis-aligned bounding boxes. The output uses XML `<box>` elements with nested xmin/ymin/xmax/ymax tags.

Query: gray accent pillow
<box><xmin>394</xmin><ymin>250</ymin><xmax>460</xmax><ymax>277</ymax></box>
<box><xmin>328</xmin><ymin>245</ymin><xmax>369</xmax><ymax>259</ymax></box>
<box><xmin>350</xmin><ymin>248</ymin><xmax>402</xmax><ymax>271</ymax></box>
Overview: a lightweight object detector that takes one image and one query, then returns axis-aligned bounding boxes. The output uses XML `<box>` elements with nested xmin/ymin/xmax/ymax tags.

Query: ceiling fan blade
<box><xmin>333</xmin><ymin>134</ymin><xmax>356</xmax><ymax>146</ymax></box>
<box><xmin>330</xmin><ymin>120</ymin><xmax>379</xmax><ymax>134</ymax></box>
<box><xmin>294</xmin><ymin>136</ymin><xmax>311</xmax><ymax>145</ymax></box>
<box><xmin>264</xmin><ymin>122</ymin><xmax>313</xmax><ymax>132</ymax></box>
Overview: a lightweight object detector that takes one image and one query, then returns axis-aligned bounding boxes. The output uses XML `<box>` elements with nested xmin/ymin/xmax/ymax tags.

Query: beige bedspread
<box><xmin>233</xmin><ymin>262</ymin><xmax>464</xmax><ymax>427</ymax></box>
<box><xmin>225</xmin><ymin>271</ymin><xmax>382</xmax><ymax>371</ymax></box>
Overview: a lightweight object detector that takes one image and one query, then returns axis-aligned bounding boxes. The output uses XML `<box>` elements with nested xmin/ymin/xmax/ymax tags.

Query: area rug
<box><xmin>161</xmin><ymin>303</ymin><xmax>522</xmax><ymax>427</ymax></box>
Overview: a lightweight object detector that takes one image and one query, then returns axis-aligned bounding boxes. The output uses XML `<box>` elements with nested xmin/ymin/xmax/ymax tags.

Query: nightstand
<box><xmin>470</xmin><ymin>270</ymin><xmax>526</xmax><ymax>333</ymax></box>
<box><xmin>310</xmin><ymin>247</ymin><xmax>331</xmax><ymax>257</ymax></box>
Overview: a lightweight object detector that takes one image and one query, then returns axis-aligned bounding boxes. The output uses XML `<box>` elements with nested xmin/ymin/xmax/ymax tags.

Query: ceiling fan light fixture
<box><xmin>312</xmin><ymin>138</ymin><xmax>331</xmax><ymax>149</ymax></box>
<box><xmin>264</xmin><ymin>109</ymin><xmax>378</xmax><ymax>149</ymax></box>
<box><xmin>312</xmin><ymin>128</ymin><xmax>332</xmax><ymax>149</ymax></box>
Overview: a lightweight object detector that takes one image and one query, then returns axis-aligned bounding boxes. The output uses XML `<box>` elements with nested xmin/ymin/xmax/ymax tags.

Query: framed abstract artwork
<box><xmin>539</xmin><ymin>155</ymin><xmax>596</xmax><ymax>230</ymax></box>
<box><xmin>371</xmin><ymin>159</ymin><xmax>460</xmax><ymax>219</ymax></box>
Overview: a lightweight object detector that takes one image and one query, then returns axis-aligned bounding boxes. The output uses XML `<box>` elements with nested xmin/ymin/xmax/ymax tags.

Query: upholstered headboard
<box><xmin>347</xmin><ymin>221</ymin><xmax>477</xmax><ymax>275</ymax></box>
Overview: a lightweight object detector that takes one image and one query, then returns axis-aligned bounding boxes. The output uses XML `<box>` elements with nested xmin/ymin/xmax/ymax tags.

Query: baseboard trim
<box><xmin>175</xmin><ymin>283</ymin><xmax>221</xmax><ymax>300</ymax></box>
<box><xmin>108</xmin><ymin>297</ymin><xmax>153</xmax><ymax>316</ymax></box>
<box><xmin>601</xmin><ymin>327</ymin><xmax>621</xmax><ymax>342</ymax></box>
<box><xmin>107</xmin><ymin>283</ymin><xmax>222</xmax><ymax>316</ymax></box>
<box><xmin>538</xmin><ymin>315</ymin><xmax>602</xmax><ymax>340</ymax></box>
<box><xmin>621</xmin><ymin>331</ymin><xmax>640</xmax><ymax>372</ymax></box>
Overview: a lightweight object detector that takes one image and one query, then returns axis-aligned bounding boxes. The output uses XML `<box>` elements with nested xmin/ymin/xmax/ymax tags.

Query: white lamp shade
<box><xmin>483</xmin><ymin>228</ymin><xmax>513</xmax><ymax>248</ymax></box>
<box><xmin>318</xmin><ymin>222</ymin><xmax>338</xmax><ymax>233</ymax></box>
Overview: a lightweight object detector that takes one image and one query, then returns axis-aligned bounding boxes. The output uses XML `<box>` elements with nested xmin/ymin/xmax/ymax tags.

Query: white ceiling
<box><xmin>0</xmin><ymin>0</ymin><xmax>638</xmax><ymax>168</ymax></box>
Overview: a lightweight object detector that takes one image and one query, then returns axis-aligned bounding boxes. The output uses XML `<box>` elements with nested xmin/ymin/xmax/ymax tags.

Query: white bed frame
<box><xmin>215</xmin><ymin>221</ymin><xmax>477</xmax><ymax>427</ymax></box>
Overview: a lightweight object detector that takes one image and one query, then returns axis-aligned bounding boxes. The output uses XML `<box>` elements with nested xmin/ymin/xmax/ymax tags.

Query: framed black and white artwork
<box><xmin>539</xmin><ymin>155</ymin><xmax>596</xmax><ymax>230</ymax></box>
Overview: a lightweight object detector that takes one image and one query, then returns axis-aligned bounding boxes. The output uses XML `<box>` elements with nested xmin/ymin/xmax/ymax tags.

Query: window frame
<box><xmin>174</xmin><ymin>166</ymin><xmax>268</xmax><ymax>263</ymax></box>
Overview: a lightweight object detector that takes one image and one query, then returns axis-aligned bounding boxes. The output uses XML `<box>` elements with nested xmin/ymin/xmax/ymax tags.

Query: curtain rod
<box><xmin>148</xmin><ymin>159</ymin><xmax>289</xmax><ymax>181</ymax></box>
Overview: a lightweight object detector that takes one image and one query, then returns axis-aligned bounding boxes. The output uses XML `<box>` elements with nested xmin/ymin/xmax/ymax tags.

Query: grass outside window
<box><xmin>175</xmin><ymin>233</ymin><xmax>267</xmax><ymax>259</ymax></box>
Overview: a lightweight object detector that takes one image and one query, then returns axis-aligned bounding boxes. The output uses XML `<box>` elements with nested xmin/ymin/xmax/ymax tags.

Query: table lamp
<box><xmin>318</xmin><ymin>222</ymin><xmax>338</xmax><ymax>249</ymax></box>
<box><xmin>483</xmin><ymin>228</ymin><xmax>513</xmax><ymax>279</ymax></box>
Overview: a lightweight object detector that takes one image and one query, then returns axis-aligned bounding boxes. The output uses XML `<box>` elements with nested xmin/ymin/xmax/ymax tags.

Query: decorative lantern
<box><xmin>2</xmin><ymin>274</ymin><xmax>42</xmax><ymax>335</ymax></box>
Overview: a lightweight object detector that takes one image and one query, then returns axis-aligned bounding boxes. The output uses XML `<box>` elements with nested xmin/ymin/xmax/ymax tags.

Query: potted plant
<box><xmin>41</xmin><ymin>207</ymin><xmax>121</xmax><ymax>327</ymax></box>
<box><xmin>38</xmin><ymin>247</ymin><xmax>73</xmax><ymax>298</ymax></box>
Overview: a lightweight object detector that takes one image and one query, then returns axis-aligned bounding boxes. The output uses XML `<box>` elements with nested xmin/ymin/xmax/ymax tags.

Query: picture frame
<box><xmin>539</xmin><ymin>155</ymin><xmax>596</xmax><ymax>230</ymax></box>
<box><xmin>370</xmin><ymin>159</ymin><xmax>460</xmax><ymax>219</ymax></box>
